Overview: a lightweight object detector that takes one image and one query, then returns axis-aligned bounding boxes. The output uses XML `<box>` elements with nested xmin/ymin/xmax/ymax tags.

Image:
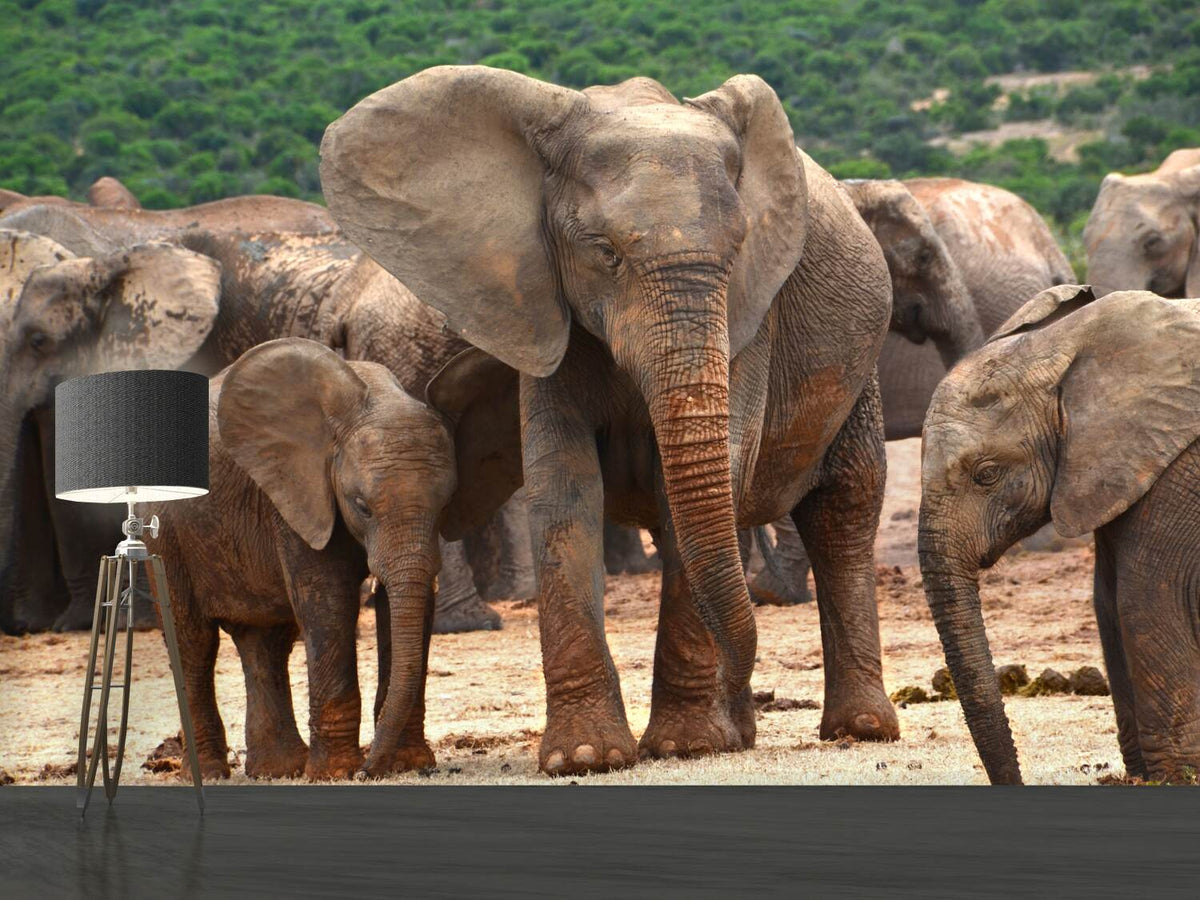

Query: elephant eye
<box><xmin>26</xmin><ymin>330</ymin><xmax>49</xmax><ymax>354</ymax></box>
<box><xmin>1142</xmin><ymin>233</ymin><xmax>1165</xmax><ymax>256</ymax></box>
<box><xmin>587</xmin><ymin>236</ymin><xmax>621</xmax><ymax>270</ymax></box>
<box><xmin>599</xmin><ymin>245</ymin><xmax>622</xmax><ymax>269</ymax></box>
<box><xmin>972</xmin><ymin>461</ymin><xmax>1002</xmax><ymax>487</ymax></box>
<box><xmin>353</xmin><ymin>496</ymin><xmax>372</xmax><ymax>518</ymax></box>
<box><xmin>917</xmin><ymin>247</ymin><xmax>935</xmax><ymax>268</ymax></box>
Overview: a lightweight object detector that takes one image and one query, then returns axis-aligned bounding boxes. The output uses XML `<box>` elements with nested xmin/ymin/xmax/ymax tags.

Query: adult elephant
<box><xmin>867</xmin><ymin>177</ymin><xmax>1074</xmax><ymax>440</ymax></box>
<box><xmin>919</xmin><ymin>285</ymin><xmax>1200</xmax><ymax>784</ymax></box>
<box><xmin>0</xmin><ymin>179</ymin><xmax>149</xmax><ymax>632</ymax></box>
<box><xmin>0</xmin><ymin>201</ymin><xmax>502</xmax><ymax>633</ymax></box>
<box><xmin>750</xmin><ymin>177</ymin><xmax>1073</xmax><ymax>606</ymax></box>
<box><xmin>322</xmin><ymin>66</ymin><xmax>899</xmax><ymax>775</ymax></box>
<box><xmin>0</xmin><ymin>177</ymin><xmax>140</xmax><ymax>215</ymax></box>
<box><xmin>1084</xmin><ymin>148</ymin><xmax>1200</xmax><ymax>299</ymax></box>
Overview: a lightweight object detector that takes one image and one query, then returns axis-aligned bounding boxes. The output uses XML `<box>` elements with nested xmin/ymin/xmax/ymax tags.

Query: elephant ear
<box><xmin>218</xmin><ymin>338</ymin><xmax>370</xmax><ymax>550</ymax></box>
<box><xmin>85</xmin><ymin>243</ymin><xmax>221</xmax><ymax>369</ymax></box>
<box><xmin>988</xmin><ymin>284</ymin><xmax>1096</xmax><ymax>343</ymax></box>
<box><xmin>1178</xmin><ymin>165</ymin><xmax>1200</xmax><ymax>298</ymax></box>
<box><xmin>685</xmin><ymin>75</ymin><xmax>808</xmax><ymax>356</ymax></box>
<box><xmin>0</xmin><ymin>203</ymin><xmax>114</xmax><ymax>257</ymax></box>
<box><xmin>1050</xmin><ymin>292</ymin><xmax>1200</xmax><ymax>538</ymax></box>
<box><xmin>426</xmin><ymin>347</ymin><xmax>522</xmax><ymax>541</ymax></box>
<box><xmin>0</xmin><ymin>229</ymin><xmax>73</xmax><ymax>313</ymax></box>
<box><xmin>321</xmin><ymin>66</ymin><xmax>586</xmax><ymax>377</ymax></box>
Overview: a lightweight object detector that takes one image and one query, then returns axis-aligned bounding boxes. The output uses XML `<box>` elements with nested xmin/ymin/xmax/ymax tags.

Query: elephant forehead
<box><xmin>578</xmin><ymin>107</ymin><xmax>738</xmax><ymax>177</ymax></box>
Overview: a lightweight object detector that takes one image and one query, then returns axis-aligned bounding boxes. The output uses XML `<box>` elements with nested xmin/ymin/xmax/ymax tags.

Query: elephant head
<box><xmin>918</xmin><ymin>284</ymin><xmax>1200</xmax><ymax>784</ymax></box>
<box><xmin>844</xmin><ymin>179</ymin><xmax>984</xmax><ymax>367</ymax></box>
<box><xmin>217</xmin><ymin>338</ymin><xmax>520</xmax><ymax>775</ymax></box>
<box><xmin>87</xmin><ymin>177</ymin><xmax>141</xmax><ymax>210</ymax></box>
<box><xmin>0</xmin><ymin>231</ymin><xmax>221</xmax><ymax>587</ymax></box>
<box><xmin>1084</xmin><ymin>155</ymin><xmax>1200</xmax><ymax>299</ymax></box>
<box><xmin>321</xmin><ymin>66</ymin><xmax>808</xmax><ymax>694</ymax></box>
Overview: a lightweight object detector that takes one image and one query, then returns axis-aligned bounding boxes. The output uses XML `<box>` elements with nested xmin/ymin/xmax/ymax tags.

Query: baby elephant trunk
<box><xmin>361</xmin><ymin>517</ymin><xmax>440</xmax><ymax>778</ymax></box>
<box><xmin>918</xmin><ymin>509</ymin><xmax>1022</xmax><ymax>785</ymax></box>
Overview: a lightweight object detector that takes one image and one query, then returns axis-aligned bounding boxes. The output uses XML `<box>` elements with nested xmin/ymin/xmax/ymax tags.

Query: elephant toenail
<box><xmin>605</xmin><ymin>748</ymin><xmax>625</xmax><ymax>768</ymax></box>
<box><xmin>572</xmin><ymin>745</ymin><xmax>599</xmax><ymax>768</ymax></box>
<box><xmin>545</xmin><ymin>751</ymin><xmax>565</xmax><ymax>772</ymax></box>
<box><xmin>855</xmin><ymin>714</ymin><xmax>881</xmax><ymax>733</ymax></box>
<box><xmin>659</xmin><ymin>740</ymin><xmax>677</xmax><ymax>757</ymax></box>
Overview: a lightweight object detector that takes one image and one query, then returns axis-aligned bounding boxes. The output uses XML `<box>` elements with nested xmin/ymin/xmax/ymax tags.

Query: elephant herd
<box><xmin>1</xmin><ymin>67</ymin><xmax>1197</xmax><ymax>784</ymax></box>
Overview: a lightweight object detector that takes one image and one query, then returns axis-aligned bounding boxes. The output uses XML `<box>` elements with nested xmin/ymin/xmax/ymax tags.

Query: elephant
<box><xmin>0</xmin><ymin>179</ymin><xmax>147</xmax><ymax>632</ymax></box>
<box><xmin>322</xmin><ymin>65</ymin><xmax>900</xmax><ymax>776</ymax></box>
<box><xmin>750</xmin><ymin>177</ymin><xmax>1074</xmax><ymax>607</ymax></box>
<box><xmin>154</xmin><ymin>338</ymin><xmax>520</xmax><ymax>780</ymax></box>
<box><xmin>862</xmin><ymin>177</ymin><xmax>1075</xmax><ymax>440</ymax></box>
<box><xmin>1084</xmin><ymin>147</ymin><xmax>1200</xmax><ymax>299</ymax></box>
<box><xmin>0</xmin><ymin>199</ymin><xmax>508</xmax><ymax>634</ymax></box>
<box><xmin>918</xmin><ymin>284</ymin><xmax>1200</xmax><ymax>785</ymax></box>
<box><xmin>0</xmin><ymin>177</ymin><xmax>141</xmax><ymax>215</ymax></box>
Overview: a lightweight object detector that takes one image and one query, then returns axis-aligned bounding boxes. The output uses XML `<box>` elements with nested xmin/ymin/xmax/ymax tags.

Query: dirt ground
<box><xmin>0</xmin><ymin>439</ymin><xmax>1123</xmax><ymax>787</ymax></box>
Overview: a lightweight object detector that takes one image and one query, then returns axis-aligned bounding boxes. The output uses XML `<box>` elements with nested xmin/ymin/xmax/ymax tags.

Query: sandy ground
<box><xmin>0</xmin><ymin>439</ymin><xmax>1123</xmax><ymax>787</ymax></box>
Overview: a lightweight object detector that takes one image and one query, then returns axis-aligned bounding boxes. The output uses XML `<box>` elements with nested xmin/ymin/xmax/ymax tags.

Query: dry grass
<box><xmin>0</xmin><ymin>440</ymin><xmax>1123</xmax><ymax>787</ymax></box>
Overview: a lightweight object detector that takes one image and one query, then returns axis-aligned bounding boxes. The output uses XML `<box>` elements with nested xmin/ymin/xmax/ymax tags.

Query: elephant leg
<box><xmin>49</xmin><ymin>500</ymin><xmax>120</xmax><ymax>633</ymax></box>
<box><xmin>749</xmin><ymin>517</ymin><xmax>813</xmax><ymax>606</ymax></box>
<box><xmin>794</xmin><ymin>380</ymin><xmax>899</xmax><ymax>742</ymax></box>
<box><xmin>1113</xmin><ymin>557</ymin><xmax>1200</xmax><ymax>783</ymax></box>
<box><xmin>639</xmin><ymin>524</ymin><xmax>754</xmax><ymax>760</ymax></box>
<box><xmin>603</xmin><ymin>521</ymin><xmax>660</xmax><ymax>576</ymax></box>
<box><xmin>1092</xmin><ymin>529</ymin><xmax>1146</xmax><ymax>778</ymax></box>
<box><xmin>464</xmin><ymin>491</ymin><xmax>536</xmax><ymax>601</ymax></box>
<box><xmin>3</xmin><ymin>415</ymin><xmax>65</xmax><ymax>633</ymax></box>
<box><xmin>229</xmin><ymin>623</ymin><xmax>307</xmax><ymax>779</ymax></box>
<box><xmin>287</xmin><ymin>554</ymin><xmax>363</xmax><ymax>780</ymax></box>
<box><xmin>166</xmin><ymin>566</ymin><xmax>229</xmax><ymax>780</ymax></box>
<box><xmin>434</xmin><ymin>537</ymin><xmax>501</xmax><ymax>633</ymax></box>
<box><xmin>373</xmin><ymin>582</ymin><xmax>436</xmax><ymax>773</ymax></box>
<box><xmin>524</xmin><ymin>376</ymin><xmax>636</xmax><ymax>776</ymax></box>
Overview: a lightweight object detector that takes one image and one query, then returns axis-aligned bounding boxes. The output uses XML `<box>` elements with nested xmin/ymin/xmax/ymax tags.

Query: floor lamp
<box><xmin>55</xmin><ymin>370</ymin><xmax>210</xmax><ymax>816</ymax></box>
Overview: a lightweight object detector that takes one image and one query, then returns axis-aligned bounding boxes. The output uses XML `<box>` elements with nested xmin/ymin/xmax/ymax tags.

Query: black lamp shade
<box><xmin>55</xmin><ymin>370</ymin><xmax>210</xmax><ymax>504</ymax></box>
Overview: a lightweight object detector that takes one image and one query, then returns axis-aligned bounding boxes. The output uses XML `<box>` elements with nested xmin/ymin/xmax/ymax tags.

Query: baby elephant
<box><xmin>919</xmin><ymin>285</ymin><xmax>1200</xmax><ymax>785</ymax></box>
<box><xmin>154</xmin><ymin>338</ymin><xmax>519</xmax><ymax>780</ymax></box>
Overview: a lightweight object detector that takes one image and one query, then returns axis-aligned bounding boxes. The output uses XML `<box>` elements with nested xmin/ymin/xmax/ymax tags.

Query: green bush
<box><xmin>0</xmin><ymin>0</ymin><xmax>1192</xmax><ymax>223</ymax></box>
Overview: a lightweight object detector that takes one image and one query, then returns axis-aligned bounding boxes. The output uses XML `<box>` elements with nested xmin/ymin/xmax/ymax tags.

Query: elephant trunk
<box><xmin>928</xmin><ymin>264</ymin><xmax>985</xmax><ymax>370</ymax></box>
<box><xmin>0</xmin><ymin>398</ymin><xmax>24</xmax><ymax>607</ymax></box>
<box><xmin>918</xmin><ymin>512</ymin><xmax>1021</xmax><ymax>785</ymax></box>
<box><xmin>360</xmin><ymin>517</ymin><xmax>439</xmax><ymax>777</ymax></box>
<box><xmin>615</xmin><ymin>260</ymin><xmax>756</xmax><ymax>697</ymax></box>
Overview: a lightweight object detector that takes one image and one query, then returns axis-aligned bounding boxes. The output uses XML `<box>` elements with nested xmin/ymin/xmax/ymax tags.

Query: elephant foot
<box><xmin>748</xmin><ymin>569</ymin><xmax>811</xmax><ymax>606</ymax></box>
<box><xmin>193</xmin><ymin>751</ymin><xmax>232</xmax><ymax>782</ymax></box>
<box><xmin>0</xmin><ymin>614</ymin><xmax>29</xmax><ymax>636</ymax></box>
<box><xmin>244</xmin><ymin>743</ymin><xmax>308</xmax><ymax>780</ymax></box>
<box><xmin>539</xmin><ymin>698</ymin><xmax>638</xmax><ymax>776</ymax></box>
<box><xmin>390</xmin><ymin>740</ymin><xmax>437</xmax><ymax>773</ymax></box>
<box><xmin>433</xmin><ymin>596</ymin><xmax>501</xmax><ymax>634</ymax></box>
<box><xmin>52</xmin><ymin>598</ymin><xmax>97</xmax><ymax>633</ymax></box>
<box><xmin>305</xmin><ymin>743</ymin><xmax>364</xmax><ymax>781</ymax></box>
<box><xmin>819</xmin><ymin>679</ymin><xmax>900</xmax><ymax>742</ymax></box>
<box><xmin>639</xmin><ymin>684</ymin><xmax>755</xmax><ymax>760</ymax></box>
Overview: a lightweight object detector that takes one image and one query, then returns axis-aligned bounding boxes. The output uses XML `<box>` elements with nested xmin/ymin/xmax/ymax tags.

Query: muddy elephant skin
<box><xmin>919</xmin><ymin>285</ymin><xmax>1200</xmax><ymax>784</ymax></box>
<box><xmin>322</xmin><ymin>66</ymin><xmax>900</xmax><ymax>776</ymax></box>
<box><xmin>155</xmin><ymin>339</ymin><xmax>520</xmax><ymax>780</ymax></box>
<box><xmin>1084</xmin><ymin>148</ymin><xmax>1200</xmax><ymax>300</ymax></box>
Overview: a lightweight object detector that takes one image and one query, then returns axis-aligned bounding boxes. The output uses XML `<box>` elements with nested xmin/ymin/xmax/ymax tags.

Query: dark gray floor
<box><xmin>0</xmin><ymin>786</ymin><xmax>1196</xmax><ymax>898</ymax></box>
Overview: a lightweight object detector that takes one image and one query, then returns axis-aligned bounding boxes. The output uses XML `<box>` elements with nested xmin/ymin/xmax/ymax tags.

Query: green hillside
<box><xmin>2</xmin><ymin>0</ymin><xmax>1197</xmax><ymax>243</ymax></box>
